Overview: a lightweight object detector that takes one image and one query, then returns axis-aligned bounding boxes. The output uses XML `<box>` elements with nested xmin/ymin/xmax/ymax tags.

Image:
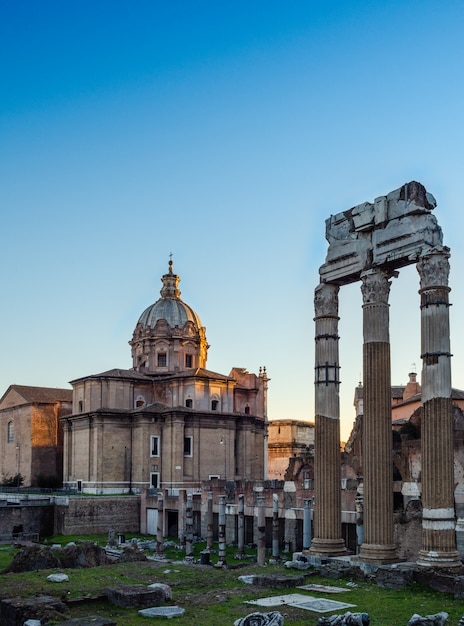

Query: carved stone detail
<box><xmin>320</xmin><ymin>181</ymin><xmax>443</xmax><ymax>285</ymax></box>
<box><xmin>360</xmin><ymin>270</ymin><xmax>393</xmax><ymax>305</ymax></box>
<box><xmin>417</xmin><ymin>249</ymin><xmax>450</xmax><ymax>290</ymax></box>
<box><xmin>314</xmin><ymin>283</ymin><xmax>339</xmax><ymax>317</ymax></box>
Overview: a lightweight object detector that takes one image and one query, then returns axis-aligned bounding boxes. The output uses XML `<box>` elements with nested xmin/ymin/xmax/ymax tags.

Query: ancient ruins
<box><xmin>310</xmin><ymin>181</ymin><xmax>460</xmax><ymax>567</ymax></box>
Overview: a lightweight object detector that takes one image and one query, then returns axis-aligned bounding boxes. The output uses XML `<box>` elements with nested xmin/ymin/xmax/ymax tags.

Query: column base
<box><xmin>308</xmin><ymin>538</ymin><xmax>347</xmax><ymax>557</ymax></box>
<box><xmin>358</xmin><ymin>543</ymin><xmax>398</xmax><ymax>564</ymax></box>
<box><xmin>417</xmin><ymin>550</ymin><xmax>462</xmax><ymax>568</ymax></box>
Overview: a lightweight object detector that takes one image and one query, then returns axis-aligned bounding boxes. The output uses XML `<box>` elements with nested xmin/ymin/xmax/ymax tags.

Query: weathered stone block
<box><xmin>0</xmin><ymin>595</ymin><xmax>67</xmax><ymax>626</ymax></box>
<box><xmin>413</xmin><ymin>570</ymin><xmax>464</xmax><ymax>599</ymax></box>
<box><xmin>147</xmin><ymin>582</ymin><xmax>172</xmax><ymax>599</ymax></box>
<box><xmin>376</xmin><ymin>565</ymin><xmax>414</xmax><ymax>589</ymax></box>
<box><xmin>106</xmin><ymin>584</ymin><xmax>166</xmax><ymax>608</ymax></box>
<box><xmin>407</xmin><ymin>612</ymin><xmax>448</xmax><ymax>626</ymax></box>
<box><xmin>234</xmin><ymin>611</ymin><xmax>284</xmax><ymax>626</ymax></box>
<box><xmin>243</xmin><ymin>574</ymin><xmax>304</xmax><ymax>588</ymax></box>
<box><xmin>60</xmin><ymin>618</ymin><xmax>117</xmax><ymax>626</ymax></box>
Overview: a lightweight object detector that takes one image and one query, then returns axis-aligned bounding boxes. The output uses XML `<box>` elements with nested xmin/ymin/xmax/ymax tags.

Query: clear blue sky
<box><xmin>2</xmin><ymin>0</ymin><xmax>464</xmax><ymax>439</ymax></box>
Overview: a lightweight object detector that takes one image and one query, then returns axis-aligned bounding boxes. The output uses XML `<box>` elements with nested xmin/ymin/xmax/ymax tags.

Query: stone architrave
<box><xmin>310</xmin><ymin>282</ymin><xmax>346</xmax><ymax>557</ymax></box>
<box><xmin>358</xmin><ymin>269</ymin><xmax>397</xmax><ymax>564</ymax></box>
<box><xmin>416</xmin><ymin>249</ymin><xmax>460</xmax><ymax>567</ymax></box>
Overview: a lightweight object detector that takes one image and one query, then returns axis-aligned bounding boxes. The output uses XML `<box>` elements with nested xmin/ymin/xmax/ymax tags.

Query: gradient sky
<box><xmin>2</xmin><ymin>1</ymin><xmax>464</xmax><ymax>440</ymax></box>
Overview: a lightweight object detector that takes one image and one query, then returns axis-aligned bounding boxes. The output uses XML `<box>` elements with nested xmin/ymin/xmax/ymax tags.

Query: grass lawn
<box><xmin>0</xmin><ymin>536</ymin><xmax>463</xmax><ymax>625</ymax></box>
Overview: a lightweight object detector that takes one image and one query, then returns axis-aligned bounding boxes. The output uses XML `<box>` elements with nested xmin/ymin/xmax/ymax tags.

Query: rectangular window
<box><xmin>150</xmin><ymin>472</ymin><xmax>160</xmax><ymax>489</ymax></box>
<box><xmin>7</xmin><ymin>421</ymin><xmax>14</xmax><ymax>443</ymax></box>
<box><xmin>185</xmin><ymin>399</ymin><xmax>192</xmax><ymax>408</ymax></box>
<box><xmin>184</xmin><ymin>435</ymin><xmax>193</xmax><ymax>457</ymax></box>
<box><xmin>185</xmin><ymin>354</ymin><xmax>192</xmax><ymax>368</ymax></box>
<box><xmin>157</xmin><ymin>353</ymin><xmax>167</xmax><ymax>367</ymax></box>
<box><xmin>150</xmin><ymin>436</ymin><xmax>160</xmax><ymax>457</ymax></box>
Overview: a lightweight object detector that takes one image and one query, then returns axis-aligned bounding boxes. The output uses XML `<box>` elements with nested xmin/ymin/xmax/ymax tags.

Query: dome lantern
<box><xmin>130</xmin><ymin>260</ymin><xmax>209</xmax><ymax>374</ymax></box>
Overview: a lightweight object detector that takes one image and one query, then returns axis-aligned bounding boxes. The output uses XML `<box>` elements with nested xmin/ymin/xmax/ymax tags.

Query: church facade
<box><xmin>62</xmin><ymin>261</ymin><xmax>267</xmax><ymax>495</ymax></box>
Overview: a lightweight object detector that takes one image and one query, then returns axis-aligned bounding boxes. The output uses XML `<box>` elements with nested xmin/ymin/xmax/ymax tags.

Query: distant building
<box><xmin>62</xmin><ymin>261</ymin><xmax>268</xmax><ymax>515</ymax></box>
<box><xmin>352</xmin><ymin>370</ymin><xmax>464</xmax><ymax>432</ymax></box>
<box><xmin>0</xmin><ymin>385</ymin><xmax>72</xmax><ymax>486</ymax></box>
<box><xmin>268</xmin><ymin>419</ymin><xmax>314</xmax><ymax>481</ymax></box>
<box><xmin>345</xmin><ymin>370</ymin><xmax>464</xmax><ymax>526</ymax></box>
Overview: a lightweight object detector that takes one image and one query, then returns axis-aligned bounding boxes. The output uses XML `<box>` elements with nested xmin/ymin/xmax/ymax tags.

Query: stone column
<box><xmin>271</xmin><ymin>493</ymin><xmax>280</xmax><ymax>561</ymax></box>
<box><xmin>416</xmin><ymin>249</ymin><xmax>460</xmax><ymax>567</ymax></box>
<box><xmin>206</xmin><ymin>491</ymin><xmax>214</xmax><ymax>551</ymax></box>
<box><xmin>303</xmin><ymin>499</ymin><xmax>312</xmax><ymax>550</ymax></box>
<box><xmin>310</xmin><ymin>282</ymin><xmax>346</xmax><ymax>556</ymax></box>
<box><xmin>185</xmin><ymin>493</ymin><xmax>193</xmax><ymax>558</ymax></box>
<box><xmin>217</xmin><ymin>495</ymin><xmax>227</xmax><ymax>566</ymax></box>
<box><xmin>358</xmin><ymin>268</ymin><xmax>397</xmax><ymax>563</ymax></box>
<box><xmin>237</xmin><ymin>494</ymin><xmax>245</xmax><ymax>558</ymax></box>
<box><xmin>257</xmin><ymin>495</ymin><xmax>266</xmax><ymax>566</ymax></box>
<box><xmin>157</xmin><ymin>494</ymin><xmax>164</xmax><ymax>556</ymax></box>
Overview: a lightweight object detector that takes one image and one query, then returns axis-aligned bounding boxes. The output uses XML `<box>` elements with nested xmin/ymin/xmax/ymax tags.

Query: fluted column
<box><xmin>416</xmin><ymin>248</ymin><xmax>460</xmax><ymax>567</ymax></box>
<box><xmin>309</xmin><ymin>282</ymin><xmax>346</xmax><ymax>556</ymax></box>
<box><xmin>359</xmin><ymin>269</ymin><xmax>397</xmax><ymax>563</ymax></box>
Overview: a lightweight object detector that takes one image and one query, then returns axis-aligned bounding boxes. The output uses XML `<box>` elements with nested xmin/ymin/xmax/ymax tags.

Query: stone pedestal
<box><xmin>416</xmin><ymin>249</ymin><xmax>460</xmax><ymax>568</ymax></box>
<box><xmin>309</xmin><ymin>283</ymin><xmax>346</xmax><ymax>557</ymax></box>
<box><xmin>358</xmin><ymin>269</ymin><xmax>397</xmax><ymax>564</ymax></box>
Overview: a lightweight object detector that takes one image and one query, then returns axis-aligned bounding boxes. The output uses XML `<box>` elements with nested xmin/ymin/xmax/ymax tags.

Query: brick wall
<box><xmin>54</xmin><ymin>496</ymin><xmax>140</xmax><ymax>535</ymax></box>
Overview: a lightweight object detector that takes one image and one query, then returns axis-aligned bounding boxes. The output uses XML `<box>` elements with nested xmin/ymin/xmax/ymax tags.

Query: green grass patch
<box><xmin>0</xmin><ymin>538</ymin><xmax>463</xmax><ymax>625</ymax></box>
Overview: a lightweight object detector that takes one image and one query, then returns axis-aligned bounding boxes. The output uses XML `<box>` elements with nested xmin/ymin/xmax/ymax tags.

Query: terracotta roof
<box><xmin>391</xmin><ymin>386</ymin><xmax>405</xmax><ymax>399</ymax></box>
<box><xmin>4</xmin><ymin>385</ymin><xmax>72</xmax><ymax>404</ymax></box>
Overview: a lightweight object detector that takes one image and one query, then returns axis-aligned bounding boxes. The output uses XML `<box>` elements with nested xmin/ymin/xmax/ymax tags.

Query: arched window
<box><xmin>7</xmin><ymin>421</ymin><xmax>14</xmax><ymax>443</ymax></box>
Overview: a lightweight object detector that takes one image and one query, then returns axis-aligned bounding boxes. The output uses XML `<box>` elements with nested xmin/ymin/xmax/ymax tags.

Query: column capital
<box><xmin>417</xmin><ymin>248</ymin><xmax>450</xmax><ymax>290</ymax></box>
<box><xmin>314</xmin><ymin>282</ymin><xmax>339</xmax><ymax>317</ymax></box>
<box><xmin>360</xmin><ymin>268</ymin><xmax>396</xmax><ymax>305</ymax></box>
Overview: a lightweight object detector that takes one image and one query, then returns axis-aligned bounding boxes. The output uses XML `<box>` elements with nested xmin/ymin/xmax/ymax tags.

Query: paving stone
<box><xmin>138</xmin><ymin>606</ymin><xmax>185</xmax><ymax>618</ymax></box>
<box><xmin>47</xmin><ymin>572</ymin><xmax>69</xmax><ymax>582</ymax></box>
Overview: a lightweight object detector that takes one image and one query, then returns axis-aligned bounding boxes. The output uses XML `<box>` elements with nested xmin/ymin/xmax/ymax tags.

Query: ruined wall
<box><xmin>54</xmin><ymin>495</ymin><xmax>140</xmax><ymax>535</ymax></box>
<box><xmin>0</xmin><ymin>502</ymin><xmax>54</xmax><ymax>539</ymax></box>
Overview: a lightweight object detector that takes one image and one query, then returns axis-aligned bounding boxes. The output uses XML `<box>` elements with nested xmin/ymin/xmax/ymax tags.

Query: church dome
<box><xmin>130</xmin><ymin>260</ymin><xmax>209</xmax><ymax>373</ymax></box>
<box><xmin>137</xmin><ymin>288</ymin><xmax>203</xmax><ymax>331</ymax></box>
